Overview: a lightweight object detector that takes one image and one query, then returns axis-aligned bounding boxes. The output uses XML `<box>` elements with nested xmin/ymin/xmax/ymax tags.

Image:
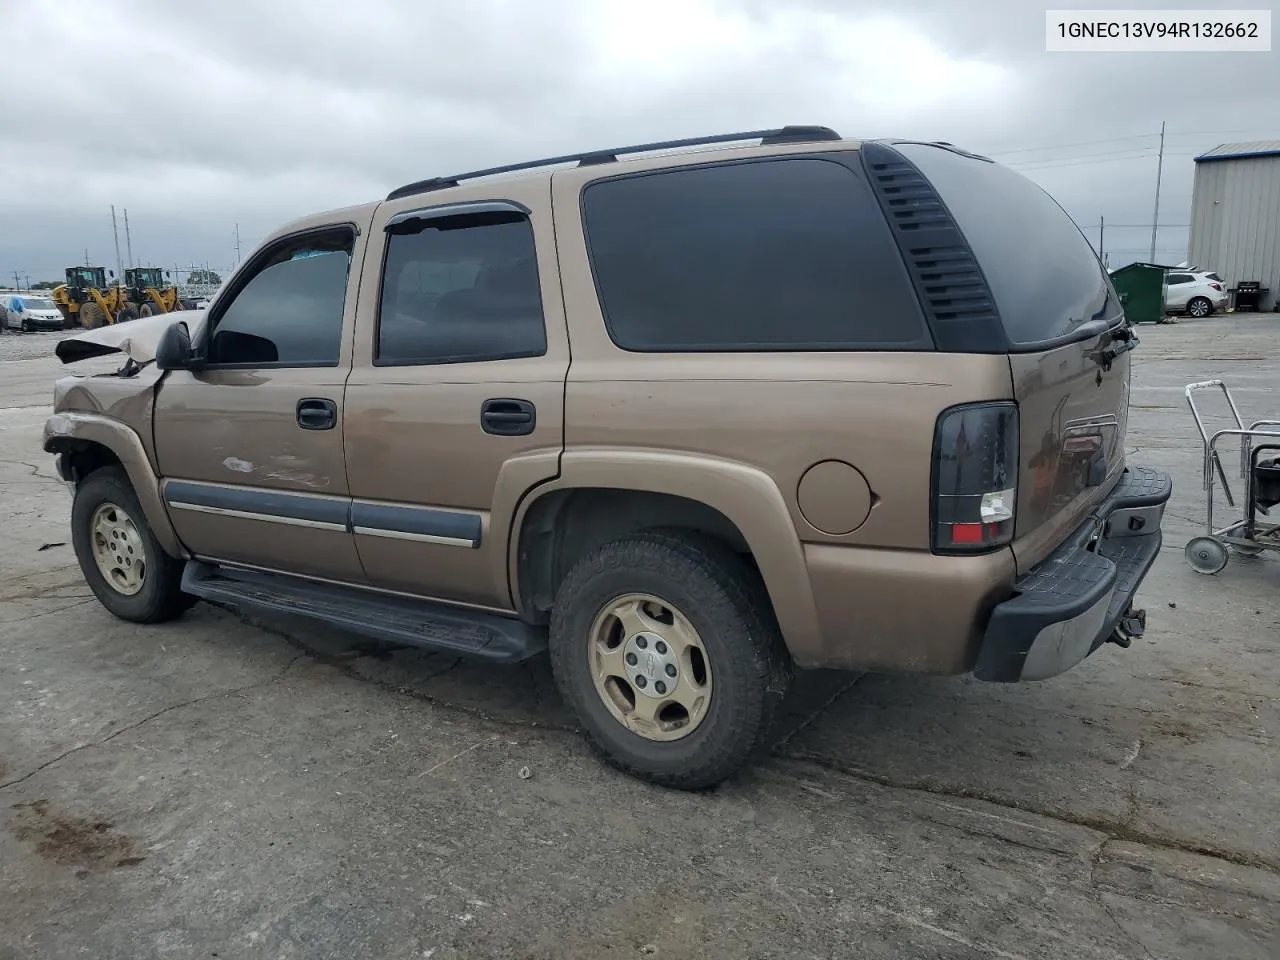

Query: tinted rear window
<box><xmin>581</xmin><ymin>157</ymin><xmax>929</xmax><ymax>352</ymax></box>
<box><xmin>895</xmin><ymin>143</ymin><xmax>1121</xmax><ymax>348</ymax></box>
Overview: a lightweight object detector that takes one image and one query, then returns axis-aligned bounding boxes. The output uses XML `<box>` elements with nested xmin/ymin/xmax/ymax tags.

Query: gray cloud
<box><xmin>2</xmin><ymin>0</ymin><xmax>1277</xmax><ymax>283</ymax></box>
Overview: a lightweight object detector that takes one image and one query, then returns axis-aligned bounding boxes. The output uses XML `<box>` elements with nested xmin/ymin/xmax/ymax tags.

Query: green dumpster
<box><xmin>1108</xmin><ymin>262</ymin><xmax>1170</xmax><ymax>325</ymax></box>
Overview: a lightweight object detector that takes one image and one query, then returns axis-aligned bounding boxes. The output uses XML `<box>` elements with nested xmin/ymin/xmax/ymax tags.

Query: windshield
<box><xmin>21</xmin><ymin>297</ymin><xmax>56</xmax><ymax>310</ymax></box>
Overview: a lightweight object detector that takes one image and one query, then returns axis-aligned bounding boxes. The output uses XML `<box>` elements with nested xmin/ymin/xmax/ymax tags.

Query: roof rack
<box><xmin>385</xmin><ymin>125</ymin><xmax>843</xmax><ymax>201</ymax></box>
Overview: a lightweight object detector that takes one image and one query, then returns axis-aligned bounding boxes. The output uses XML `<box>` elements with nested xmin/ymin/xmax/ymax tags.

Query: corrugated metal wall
<box><xmin>1188</xmin><ymin>155</ymin><xmax>1280</xmax><ymax>310</ymax></box>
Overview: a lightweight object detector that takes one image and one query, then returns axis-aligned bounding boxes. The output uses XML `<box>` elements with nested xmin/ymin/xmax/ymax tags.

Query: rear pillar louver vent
<box><xmin>860</xmin><ymin>142</ymin><xmax>1006</xmax><ymax>353</ymax></box>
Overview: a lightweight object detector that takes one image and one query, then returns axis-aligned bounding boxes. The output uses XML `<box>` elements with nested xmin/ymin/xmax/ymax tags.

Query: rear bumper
<box><xmin>973</xmin><ymin>466</ymin><xmax>1172</xmax><ymax>682</ymax></box>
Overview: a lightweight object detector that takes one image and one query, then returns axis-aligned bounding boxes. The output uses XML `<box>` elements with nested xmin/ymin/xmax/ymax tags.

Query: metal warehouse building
<box><xmin>1188</xmin><ymin>140</ymin><xmax>1280</xmax><ymax>311</ymax></box>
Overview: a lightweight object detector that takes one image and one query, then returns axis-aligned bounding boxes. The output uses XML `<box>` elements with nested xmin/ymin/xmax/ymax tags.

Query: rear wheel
<box><xmin>138</xmin><ymin>301</ymin><xmax>162</xmax><ymax>318</ymax></box>
<box><xmin>549</xmin><ymin>530</ymin><xmax>791</xmax><ymax>790</ymax></box>
<box><xmin>1231</xmin><ymin>541</ymin><xmax>1264</xmax><ymax>557</ymax></box>
<box><xmin>79</xmin><ymin>301</ymin><xmax>107</xmax><ymax>329</ymax></box>
<box><xmin>71</xmin><ymin>466</ymin><xmax>195</xmax><ymax>623</ymax></box>
<box><xmin>1185</xmin><ymin>536</ymin><xmax>1229</xmax><ymax>575</ymax></box>
<box><xmin>1187</xmin><ymin>296</ymin><xmax>1212</xmax><ymax>318</ymax></box>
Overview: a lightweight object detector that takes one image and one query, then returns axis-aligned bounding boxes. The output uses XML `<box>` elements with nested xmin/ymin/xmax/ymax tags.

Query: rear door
<box><xmin>342</xmin><ymin>178</ymin><xmax>569</xmax><ymax>610</ymax></box>
<box><xmin>1164</xmin><ymin>273</ymin><xmax>1195</xmax><ymax>309</ymax></box>
<box><xmin>892</xmin><ymin>142</ymin><xmax>1131</xmax><ymax>572</ymax></box>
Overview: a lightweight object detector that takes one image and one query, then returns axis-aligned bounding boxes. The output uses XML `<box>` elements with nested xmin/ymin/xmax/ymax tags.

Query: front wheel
<box><xmin>79</xmin><ymin>301</ymin><xmax>107</xmax><ymax>329</ymax></box>
<box><xmin>71</xmin><ymin>466</ymin><xmax>195</xmax><ymax>622</ymax></box>
<box><xmin>549</xmin><ymin>530</ymin><xmax>792</xmax><ymax>790</ymax></box>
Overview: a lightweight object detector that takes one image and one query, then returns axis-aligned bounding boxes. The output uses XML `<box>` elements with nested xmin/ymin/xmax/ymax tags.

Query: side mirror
<box><xmin>109</xmin><ymin>270</ymin><xmax>115</xmax><ymax>279</ymax></box>
<box><xmin>165</xmin><ymin>271</ymin><xmax>171</xmax><ymax>279</ymax></box>
<box><xmin>155</xmin><ymin>321</ymin><xmax>193</xmax><ymax>371</ymax></box>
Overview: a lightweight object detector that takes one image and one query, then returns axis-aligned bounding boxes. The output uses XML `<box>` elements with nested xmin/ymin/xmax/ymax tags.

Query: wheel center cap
<box><xmin>623</xmin><ymin>631</ymin><xmax>678</xmax><ymax>699</ymax></box>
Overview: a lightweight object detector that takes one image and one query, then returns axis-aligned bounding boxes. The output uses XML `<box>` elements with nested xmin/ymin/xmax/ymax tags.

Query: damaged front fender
<box><xmin>54</xmin><ymin>310</ymin><xmax>208</xmax><ymax>366</ymax></box>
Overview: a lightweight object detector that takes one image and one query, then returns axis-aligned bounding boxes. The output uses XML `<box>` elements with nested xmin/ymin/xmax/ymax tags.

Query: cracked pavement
<box><xmin>2</xmin><ymin>323</ymin><xmax>1279</xmax><ymax>959</ymax></box>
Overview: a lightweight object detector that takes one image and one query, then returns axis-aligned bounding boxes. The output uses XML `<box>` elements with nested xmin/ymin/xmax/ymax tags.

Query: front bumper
<box><xmin>973</xmin><ymin>466</ymin><xmax>1172</xmax><ymax>682</ymax></box>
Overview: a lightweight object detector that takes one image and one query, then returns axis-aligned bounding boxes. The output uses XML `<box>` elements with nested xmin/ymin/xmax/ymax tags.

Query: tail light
<box><xmin>931</xmin><ymin>402</ymin><xmax>1018</xmax><ymax>553</ymax></box>
<box><xmin>1210</xmin><ymin>282</ymin><xmax>1223</xmax><ymax>291</ymax></box>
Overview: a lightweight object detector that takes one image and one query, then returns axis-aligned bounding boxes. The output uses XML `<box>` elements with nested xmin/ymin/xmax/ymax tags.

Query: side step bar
<box><xmin>181</xmin><ymin>561</ymin><xmax>547</xmax><ymax>663</ymax></box>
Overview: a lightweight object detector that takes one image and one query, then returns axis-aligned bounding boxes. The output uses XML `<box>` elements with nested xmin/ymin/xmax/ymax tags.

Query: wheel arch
<box><xmin>508</xmin><ymin>452</ymin><xmax>822</xmax><ymax>660</ymax></box>
<box><xmin>44</xmin><ymin>413</ymin><xmax>184</xmax><ymax>558</ymax></box>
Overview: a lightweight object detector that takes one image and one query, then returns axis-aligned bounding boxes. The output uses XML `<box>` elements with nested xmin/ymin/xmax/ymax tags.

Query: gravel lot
<box><xmin>2</xmin><ymin>318</ymin><xmax>1278</xmax><ymax>959</ymax></box>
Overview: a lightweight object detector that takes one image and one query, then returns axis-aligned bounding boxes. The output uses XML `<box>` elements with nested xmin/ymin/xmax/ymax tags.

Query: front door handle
<box><xmin>297</xmin><ymin>398</ymin><xmax>337</xmax><ymax>431</ymax></box>
<box><xmin>481</xmin><ymin>398</ymin><xmax>535</xmax><ymax>436</ymax></box>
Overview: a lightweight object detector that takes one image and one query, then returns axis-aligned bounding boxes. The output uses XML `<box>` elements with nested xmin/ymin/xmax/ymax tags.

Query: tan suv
<box><xmin>46</xmin><ymin>126</ymin><xmax>1170</xmax><ymax>789</ymax></box>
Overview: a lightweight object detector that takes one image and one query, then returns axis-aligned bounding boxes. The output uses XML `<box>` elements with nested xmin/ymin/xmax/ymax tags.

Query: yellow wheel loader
<box><xmin>50</xmin><ymin>266</ymin><xmax>129</xmax><ymax>329</ymax></box>
<box><xmin>122</xmin><ymin>266</ymin><xmax>184</xmax><ymax>319</ymax></box>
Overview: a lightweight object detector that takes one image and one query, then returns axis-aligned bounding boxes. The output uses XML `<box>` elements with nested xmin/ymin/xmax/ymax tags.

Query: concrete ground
<box><xmin>2</xmin><ymin>318</ymin><xmax>1278</xmax><ymax>960</ymax></box>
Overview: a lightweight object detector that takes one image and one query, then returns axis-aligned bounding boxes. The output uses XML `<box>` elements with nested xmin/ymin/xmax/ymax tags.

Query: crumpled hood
<box><xmin>54</xmin><ymin>311</ymin><xmax>207</xmax><ymax>365</ymax></box>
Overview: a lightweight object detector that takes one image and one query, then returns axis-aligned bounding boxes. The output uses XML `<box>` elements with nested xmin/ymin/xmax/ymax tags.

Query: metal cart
<box><xmin>1184</xmin><ymin>380</ymin><xmax>1280</xmax><ymax>574</ymax></box>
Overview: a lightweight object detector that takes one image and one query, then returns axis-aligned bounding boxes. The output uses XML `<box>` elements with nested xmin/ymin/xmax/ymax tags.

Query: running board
<box><xmin>181</xmin><ymin>561</ymin><xmax>546</xmax><ymax>663</ymax></box>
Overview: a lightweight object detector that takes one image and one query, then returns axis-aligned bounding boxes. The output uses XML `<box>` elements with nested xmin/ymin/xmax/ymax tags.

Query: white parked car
<box><xmin>2</xmin><ymin>293</ymin><xmax>65</xmax><ymax>332</ymax></box>
<box><xmin>1164</xmin><ymin>271</ymin><xmax>1228</xmax><ymax>318</ymax></box>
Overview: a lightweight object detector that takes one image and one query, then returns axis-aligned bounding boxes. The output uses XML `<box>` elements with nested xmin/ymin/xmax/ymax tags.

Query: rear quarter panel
<box><xmin>549</xmin><ymin>155</ymin><xmax>1016</xmax><ymax>665</ymax></box>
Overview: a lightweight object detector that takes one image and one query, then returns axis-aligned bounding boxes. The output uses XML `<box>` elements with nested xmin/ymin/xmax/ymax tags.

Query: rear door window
<box><xmin>1166</xmin><ymin>273</ymin><xmax>1195</xmax><ymax>285</ymax></box>
<box><xmin>894</xmin><ymin>143</ymin><xmax>1122</xmax><ymax>349</ymax></box>
<box><xmin>581</xmin><ymin>157</ymin><xmax>929</xmax><ymax>352</ymax></box>
<box><xmin>376</xmin><ymin>210</ymin><xmax>547</xmax><ymax>365</ymax></box>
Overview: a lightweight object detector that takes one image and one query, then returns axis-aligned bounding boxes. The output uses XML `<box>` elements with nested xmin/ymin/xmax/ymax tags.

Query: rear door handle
<box><xmin>481</xmin><ymin>398</ymin><xmax>535</xmax><ymax>436</ymax></box>
<box><xmin>297</xmin><ymin>397</ymin><xmax>337</xmax><ymax>430</ymax></box>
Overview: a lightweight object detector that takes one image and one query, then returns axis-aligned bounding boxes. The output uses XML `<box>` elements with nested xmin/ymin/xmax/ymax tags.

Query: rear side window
<box><xmin>377</xmin><ymin>211</ymin><xmax>546</xmax><ymax>366</ymax></box>
<box><xmin>895</xmin><ymin>143</ymin><xmax>1122</xmax><ymax>348</ymax></box>
<box><xmin>1166</xmin><ymin>273</ymin><xmax>1194</xmax><ymax>285</ymax></box>
<box><xmin>581</xmin><ymin>158</ymin><xmax>929</xmax><ymax>352</ymax></box>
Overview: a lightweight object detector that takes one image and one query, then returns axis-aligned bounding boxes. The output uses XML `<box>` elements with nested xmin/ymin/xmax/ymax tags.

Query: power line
<box><xmin>1011</xmin><ymin>152</ymin><xmax>1196</xmax><ymax>173</ymax></box>
<box><xmin>985</xmin><ymin>133</ymin><xmax>1159</xmax><ymax>157</ymax></box>
<box><xmin>1007</xmin><ymin>148</ymin><xmax>1158</xmax><ymax>168</ymax></box>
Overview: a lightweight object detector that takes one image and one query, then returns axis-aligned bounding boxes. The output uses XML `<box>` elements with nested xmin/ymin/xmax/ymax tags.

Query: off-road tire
<box><xmin>71</xmin><ymin>466</ymin><xmax>195</xmax><ymax>623</ymax></box>
<box><xmin>117</xmin><ymin>302</ymin><xmax>139</xmax><ymax>324</ymax></box>
<box><xmin>79</xmin><ymin>301</ymin><xmax>107</xmax><ymax>329</ymax></box>
<box><xmin>549</xmin><ymin>529</ymin><xmax>792</xmax><ymax>790</ymax></box>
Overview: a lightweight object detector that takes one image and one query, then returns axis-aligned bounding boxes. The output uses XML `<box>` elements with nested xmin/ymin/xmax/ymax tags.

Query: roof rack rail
<box><xmin>385</xmin><ymin>125</ymin><xmax>843</xmax><ymax>201</ymax></box>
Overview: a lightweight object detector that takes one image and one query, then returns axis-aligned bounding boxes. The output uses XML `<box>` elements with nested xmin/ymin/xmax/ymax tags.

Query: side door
<box><xmin>153</xmin><ymin>218</ymin><xmax>370</xmax><ymax>583</ymax></box>
<box><xmin>343</xmin><ymin>179</ymin><xmax>570</xmax><ymax>610</ymax></box>
<box><xmin>1164</xmin><ymin>272</ymin><xmax>1193</xmax><ymax>309</ymax></box>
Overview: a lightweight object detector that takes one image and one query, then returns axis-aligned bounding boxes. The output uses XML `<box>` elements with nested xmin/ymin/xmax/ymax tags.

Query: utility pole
<box><xmin>1149</xmin><ymin>121</ymin><xmax>1166</xmax><ymax>263</ymax></box>
<box><xmin>13</xmin><ymin>271</ymin><xmax>21</xmax><ymax>291</ymax></box>
<box><xmin>85</xmin><ymin>249</ymin><xmax>91</xmax><ymax>267</ymax></box>
<box><xmin>111</xmin><ymin>205</ymin><xmax>124</xmax><ymax>283</ymax></box>
<box><xmin>234</xmin><ymin>223</ymin><xmax>241</xmax><ymax>267</ymax></box>
<box><xmin>1099</xmin><ymin>215</ymin><xmax>1104</xmax><ymax>261</ymax></box>
<box><xmin>124</xmin><ymin>208</ymin><xmax>134</xmax><ymax>268</ymax></box>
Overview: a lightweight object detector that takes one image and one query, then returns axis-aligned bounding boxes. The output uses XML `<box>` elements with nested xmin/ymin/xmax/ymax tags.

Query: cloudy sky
<box><xmin>2</xmin><ymin>0</ymin><xmax>1278</xmax><ymax>286</ymax></box>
